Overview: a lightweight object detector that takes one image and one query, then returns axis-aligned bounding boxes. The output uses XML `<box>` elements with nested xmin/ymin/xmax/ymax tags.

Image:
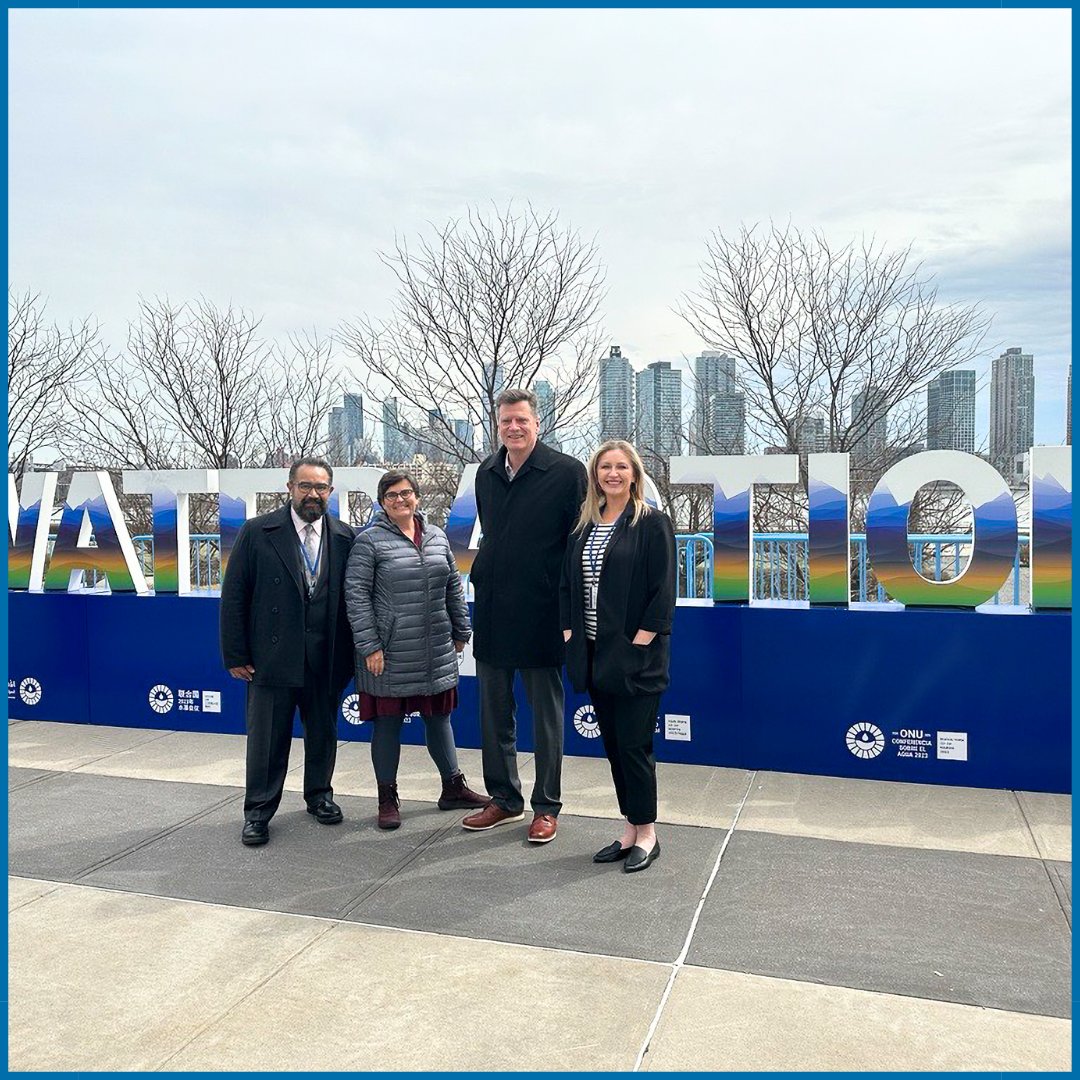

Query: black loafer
<box><xmin>241</xmin><ymin>820</ymin><xmax>269</xmax><ymax>846</ymax></box>
<box><xmin>593</xmin><ymin>841</ymin><xmax>632</xmax><ymax>863</ymax></box>
<box><xmin>624</xmin><ymin>839</ymin><xmax>660</xmax><ymax>873</ymax></box>
<box><xmin>307</xmin><ymin>797</ymin><xmax>343</xmax><ymax>824</ymax></box>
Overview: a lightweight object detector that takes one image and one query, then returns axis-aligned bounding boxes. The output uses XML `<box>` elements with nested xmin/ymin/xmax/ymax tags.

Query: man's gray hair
<box><xmin>496</xmin><ymin>387</ymin><xmax>539</xmax><ymax>416</ymax></box>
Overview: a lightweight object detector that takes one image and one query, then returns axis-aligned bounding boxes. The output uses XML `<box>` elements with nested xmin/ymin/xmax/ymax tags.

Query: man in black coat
<box><xmin>462</xmin><ymin>388</ymin><xmax>588</xmax><ymax>843</ymax></box>
<box><xmin>220</xmin><ymin>458</ymin><xmax>356</xmax><ymax>846</ymax></box>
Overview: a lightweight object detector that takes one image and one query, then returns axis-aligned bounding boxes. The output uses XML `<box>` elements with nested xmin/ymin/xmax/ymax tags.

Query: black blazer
<box><xmin>471</xmin><ymin>440</ymin><xmax>588</xmax><ymax>668</ymax></box>
<box><xmin>220</xmin><ymin>505</ymin><xmax>356</xmax><ymax>691</ymax></box>
<box><xmin>560</xmin><ymin>506</ymin><xmax>676</xmax><ymax>697</ymax></box>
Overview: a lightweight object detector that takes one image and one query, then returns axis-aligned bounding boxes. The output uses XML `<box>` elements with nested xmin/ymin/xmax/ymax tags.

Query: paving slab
<box><xmin>9</xmin><ymin>883</ymin><xmax>328</xmax><ymax>1072</ymax></box>
<box><xmin>71</xmin><ymin>728</ymin><xmax>258</xmax><ymax>787</ymax></box>
<box><xmin>1018</xmin><ymin>790</ymin><xmax>1072</xmax><ymax>862</ymax></box>
<box><xmin>8</xmin><ymin>720</ymin><xmax>172</xmax><ymax>771</ymax></box>
<box><xmin>739</xmin><ymin>771</ymin><xmax>1040</xmax><ymax>857</ymax></box>
<box><xmin>687</xmin><ymin>830</ymin><xmax>1071</xmax><ymax>1018</ymax></box>
<box><xmin>642</xmin><ymin>966</ymin><xmax>1072</xmax><ymax>1072</ymax></box>
<box><xmin>9</xmin><ymin>772</ymin><xmax>240</xmax><ymax>881</ymax></box>
<box><xmin>8</xmin><ymin>874</ymin><xmax>62</xmax><ymax>911</ymax></box>
<box><xmin>81</xmin><ymin>791</ymin><xmax>458</xmax><ymax>920</ymax></box>
<box><xmin>8</xmin><ymin>765</ymin><xmax>61</xmax><ymax>791</ymax></box>
<box><xmin>347</xmin><ymin>815</ymin><xmax>724</xmax><ymax>962</ymax></box>
<box><xmin>168</xmin><ymin>918</ymin><xmax>670</xmax><ymax>1071</ymax></box>
<box><xmin>557</xmin><ymin>754</ymin><xmax>752</xmax><ymax>827</ymax></box>
<box><xmin>1047</xmin><ymin>860</ymin><xmax>1071</xmax><ymax>926</ymax></box>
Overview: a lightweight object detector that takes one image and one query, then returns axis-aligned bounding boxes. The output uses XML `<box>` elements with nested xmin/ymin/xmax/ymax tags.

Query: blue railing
<box><xmin>69</xmin><ymin>532</ymin><xmax>1030</xmax><ymax>605</ymax></box>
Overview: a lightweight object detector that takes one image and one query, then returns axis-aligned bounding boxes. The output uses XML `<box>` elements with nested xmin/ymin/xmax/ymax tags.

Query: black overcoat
<box><xmin>220</xmin><ymin>505</ymin><xmax>356</xmax><ymax>692</ymax></box>
<box><xmin>560</xmin><ymin>506</ymin><xmax>676</xmax><ymax>697</ymax></box>
<box><xmin>471</xmin><ymin>441</ymin><xmax>588</xmax><ymax>668</ymax></box>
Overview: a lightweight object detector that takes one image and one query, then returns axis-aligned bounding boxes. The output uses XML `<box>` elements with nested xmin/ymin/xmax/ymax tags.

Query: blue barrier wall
<box><xmin>8</xmin><ymin>592</ymin><xmax>1070</xmax><ymax>794</ymax></box>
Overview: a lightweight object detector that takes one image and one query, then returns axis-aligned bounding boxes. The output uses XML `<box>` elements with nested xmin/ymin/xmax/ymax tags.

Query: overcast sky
<box><xmin>9</xmin><ymin>7</ymin><xmax>1072</xmax><ymax>445</ymax></box>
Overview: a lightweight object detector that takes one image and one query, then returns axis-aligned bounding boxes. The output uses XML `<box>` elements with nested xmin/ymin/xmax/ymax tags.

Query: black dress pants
<box><xmin>244</xmin><ymin>665</ymin><xmax>337</xmax><ymax>822</ymax></box>
<box><xmin>587</xmin><ymin>642</ymin><xmax>660</xmax><ymax>826</ymax></box>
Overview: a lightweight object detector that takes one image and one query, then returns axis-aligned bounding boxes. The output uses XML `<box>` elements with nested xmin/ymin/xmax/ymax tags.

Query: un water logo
<box><xmin>148</xmin><ymin>685</ymin><xmax>174</xmax><ymax>714</ymax></box>
<box><xmin>573</xmin><ymin>704</ymin><xmax>601</xmax><ymax>739</ymax></box>
<box><xmin>18</xmin><ymin>677</ymin><xmax>42</xmax><ymax>706</ymax></box>
<box><xmin>846</xmin><ymin>722</ymin><xmax>885</xmax><ymax>760</ymax></box>
<box><xmin>341</xmin><ymin>693</ymin><xmax>362</xmax><ymax>725</ymax></box>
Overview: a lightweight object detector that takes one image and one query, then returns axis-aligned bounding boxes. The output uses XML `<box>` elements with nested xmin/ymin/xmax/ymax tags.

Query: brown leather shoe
<box><xmin>377</xmin><ymin>782</ymin><xmax>401</xmax><ymax>830</ymax></box>
<box><xmin>461</xmin><ymin>803</ymin><xmax>525</xmax><ymax>831</ymax></box>
<box><xmin>437</xmin><ymin>772</ymin><xmax>491</xmax><ymax>810</ymax></box>
<box><xmin>527</xmin><ymin>813</ymin><xmax>558</xmax><ymax>844</ymax></box>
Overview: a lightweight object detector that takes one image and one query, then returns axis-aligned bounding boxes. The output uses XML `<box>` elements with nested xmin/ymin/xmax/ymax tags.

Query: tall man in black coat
<box><xmin>220</xmin><ymin>458</ymin><xmax>356</xmax><ymax>846</ymax></box>
<box><xmin>462</xmin><ymin>388</ymin><xmax>588</xmax><ymax>844</ymax></box>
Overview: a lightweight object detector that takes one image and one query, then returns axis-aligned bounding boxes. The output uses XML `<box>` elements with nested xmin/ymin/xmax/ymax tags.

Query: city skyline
<box><xmin>8</xmin><ymin>8</ymin><xmax>1070</xmax><ymax>450</ymax></box>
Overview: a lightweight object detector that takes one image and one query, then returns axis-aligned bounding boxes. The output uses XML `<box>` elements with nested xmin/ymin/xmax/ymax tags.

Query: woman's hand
<box><xmin>365</xmin><ymin>649</ymin><xmax>385</xmax><ymax>676</ymax></box>
<box><xmin>631</xmin><ymin>630</ymin><xmax>656</xmax><ymax>646</ymax></box>
<box><xmin>453</xmin><ymin>639</ymin><xmax>467</xmax><ymax>654</ymax></box>
<box><xmin>563</xmin><ymin>629</ymin><xmax>572</xmax><ymax>642</ymax></box>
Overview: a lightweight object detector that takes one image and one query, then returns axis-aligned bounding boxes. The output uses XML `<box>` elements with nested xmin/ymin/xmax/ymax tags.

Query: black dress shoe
<box><xmin>241</xmin><ymin>820</ymin><xmax>269</xmax><ymax>846</ymax></box>
<box><xmin>624</xmin><ymin>839</ymin><xmax>660</xmax><ymax>873</ymax></box>
<box><xmin>307</xmin><ymin>797</ymin><xmax>343</xmax><ymax>824</ymax></box>
<box><xmin>593</xmin><ymin>841</ymin><xmax>633</xmax><ymax>863</ymax></box>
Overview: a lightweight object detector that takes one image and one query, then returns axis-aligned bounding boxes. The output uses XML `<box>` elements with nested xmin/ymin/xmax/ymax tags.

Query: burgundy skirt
<box><xmin>356</xmin><ymin>687</ymin><xmax>458</xmax><ymax>723</ymax></box>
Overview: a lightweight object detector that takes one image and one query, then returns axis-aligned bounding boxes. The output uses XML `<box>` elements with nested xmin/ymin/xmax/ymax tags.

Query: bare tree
<box><xmin>73</xmin><ymin>297</ymin><xmax>340</xmax><ymax>470</ymax></box>
<box><xmin>8</xmin><ymin>289</ymin><xmax>103</xmax><ymax>477</ymax></box>
<box><xmin>340</xmin><ymin>204</ymin><xmax>606</xmax><ymax>465</ymax></box>
<box><xmin>677</xmin><ymin>222</ymin><xmax>992</xmax><ymax>489</ymax></box>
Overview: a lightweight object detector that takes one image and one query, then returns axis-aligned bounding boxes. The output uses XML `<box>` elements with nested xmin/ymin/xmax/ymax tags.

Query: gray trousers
<box><xmin>476</xmin><ymin>660</ymin><xmax>564</xmax><ymax>816</ymax></box>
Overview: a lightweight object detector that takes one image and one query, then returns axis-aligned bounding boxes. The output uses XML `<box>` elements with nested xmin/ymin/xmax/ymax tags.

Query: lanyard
<box><xmin>299</xmin><ymin>529</ymin><xmax>323</xmax><ymax>583</ymax></box>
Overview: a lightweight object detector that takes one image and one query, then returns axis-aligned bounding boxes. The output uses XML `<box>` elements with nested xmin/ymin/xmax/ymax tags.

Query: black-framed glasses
<box><xmin>383</xmin><ymin>489</ymin><xmax>417</xmax><ymax>502</ymax></box>
<box><xmin>294</xmin><ymin>481</ymin><xmax>331</xmax><ymax>494</ymax></box>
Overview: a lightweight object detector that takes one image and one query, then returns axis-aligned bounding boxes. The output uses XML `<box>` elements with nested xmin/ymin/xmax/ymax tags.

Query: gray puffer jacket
<box><xmin>344</xmin><ymin>511</ymin><xmax>471</xmax><ymax>697</ymax></box>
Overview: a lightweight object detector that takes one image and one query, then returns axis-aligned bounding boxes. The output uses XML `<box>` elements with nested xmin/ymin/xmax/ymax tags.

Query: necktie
<box><xmin>303</xmin><ymin>524</ymin><xmax>318</xmax><ymax>594</ymax></box>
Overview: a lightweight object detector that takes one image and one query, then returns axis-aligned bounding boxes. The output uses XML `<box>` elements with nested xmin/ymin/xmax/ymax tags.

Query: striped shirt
<box><xmin>582</xmin><ymin>522</ymin><xmax>617</xmax><ymax>640</ymax></box>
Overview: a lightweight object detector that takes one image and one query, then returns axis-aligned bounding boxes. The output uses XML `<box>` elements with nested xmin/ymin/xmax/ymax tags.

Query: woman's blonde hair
<box><xmin>574</xmin><ymin>440</ymin><xmax>652</xmax><ymax>533</ymax></box>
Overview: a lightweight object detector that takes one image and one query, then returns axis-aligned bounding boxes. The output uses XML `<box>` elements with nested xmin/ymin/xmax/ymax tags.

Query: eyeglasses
<box><xmin>293</xmin><ymin>481</ymin><xmax>331</xmax><ymax>494</ymax></box>
<box><xmin>383</xmin><ymin>490</ymin><xmax>417</xmax><ymax>502</ymax></box>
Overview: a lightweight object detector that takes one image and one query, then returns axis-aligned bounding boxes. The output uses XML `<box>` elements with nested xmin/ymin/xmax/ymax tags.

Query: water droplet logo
<box><xmin>148</xmin><ymin>685</ymin><xmax>174</xmax><ymax>714</ymax></box>
<box><xmin>18</xmin><ymin>677</ymin><xmax>42</xmax><ymax>706</ymax></box>
<box><xmin>341</xmin><ymin>693</ymin><xmax>362</xmax><ymax>725</ymax></box>
<box><xmin>573</xmin><ymin>704</ymin><xmax>601</xmax><ymax>739</ymax></box>
<box><xmin>846</xmin><ymin>722</ymin><xmax>885</xmax><ymax>759</ymax></box>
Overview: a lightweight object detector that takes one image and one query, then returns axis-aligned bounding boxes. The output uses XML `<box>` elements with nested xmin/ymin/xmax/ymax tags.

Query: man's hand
<box><xmin>365</xmin><ymin>649</ymin><xmax>385</xmax><ymax>676</ymax></box>
<box><xmin>453</xmin><ymin>640</ymin><xmax>467</xmax><ymax>654</ymax></box>
<box><xmin>631</xmin><ymin>630</ymin><xmax>656</xmax><ymax>646</ymax></box>
<box><xmin>563</xmin><ymin>629</ymin><xmax>572</xmax><ymax>642</ymax></box>
<box><xmin>229</xmin><ymin>665</ymin><xmax>255</xmax><ymax>682</ymax></box>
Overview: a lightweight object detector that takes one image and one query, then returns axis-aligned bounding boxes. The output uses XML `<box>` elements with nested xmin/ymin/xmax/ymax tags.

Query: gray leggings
<box><xmin>370</xmin><ymin>713</ymin><xmax>460</xmax><ymax>785</ymax></box>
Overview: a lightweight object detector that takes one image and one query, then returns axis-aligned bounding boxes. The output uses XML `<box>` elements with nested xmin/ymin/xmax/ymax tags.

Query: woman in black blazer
<box><xmin>560</xmin><ymin>440</ymin><xmax>676</xmax><ymax>873</ymax></box>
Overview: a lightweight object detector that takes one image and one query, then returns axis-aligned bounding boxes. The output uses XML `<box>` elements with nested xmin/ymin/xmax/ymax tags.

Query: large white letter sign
<box><xmin>8</xmin><ymin>471</ymin><xmax>58</xmax><ymax>591</ymax></box>
<box><xmin>327</xmin><ymin>467</ymin><xmax>384</xmax><ymax>527</ymax></box>
<box><xmin>44</xmin><ymin>471</ymin><xmax>149</xmax><ymax>593</ymax></box>
<box><xmin>217</xmin><ymin>469</ymin><xmax>288</xmax><ymax>579</ymax></box>
<box><xmin>865</xmin><ymin>451</ymin><xmax>1016</xmax><ymax>607</ymax></box>
<box><xmin>122</xmin><ymin>470</ymin><xmax>218</xmax><ymax>594</ymax></box>
<box><xmin>670</xmin><ymin>454</ymin><xmax>800</xmax><ymax>602</ymax></box>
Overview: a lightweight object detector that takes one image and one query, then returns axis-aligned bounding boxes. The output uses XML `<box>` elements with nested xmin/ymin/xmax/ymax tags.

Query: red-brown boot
<box><xmin>377</xmin><ymin>782</ymin><xmax>401</xmax><ymax>830</ymax></box>
<box><xmin>438</xmin><ymin>772</ymin><xmax>491</xmax><ymax>811</ymax></box>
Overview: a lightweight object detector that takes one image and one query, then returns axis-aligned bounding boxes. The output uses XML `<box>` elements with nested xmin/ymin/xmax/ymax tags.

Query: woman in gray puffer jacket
<box><xmin>345</xmin><ymin>470</ymin><xmax>490</xmax><ymax>829</ymax></box>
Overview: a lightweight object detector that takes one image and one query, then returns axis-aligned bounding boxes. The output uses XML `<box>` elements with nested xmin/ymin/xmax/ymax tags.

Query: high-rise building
<box><xmin>599</xmin><ymin>346</ymin><xmax>635</xmax><ymax>441</ymax></box>
<box><xmin>990</xmin><ymin>347</ymin><xmax>1035</xmax><ymax>482</ymax></box>
<box><xmin>692</xmin><ymin>351</ymin><xmax>744</xmax><ymax>454</ymax></box>
<box><xmin>793</xmin><ymin>413</ymin><xmax>826</xmax><ymax>455</ymax></box>
<box><xmin>850</xmin><ymin>386</ymin><xmax>889</xmax><ymax>472</ymax></box>
<box><xmin>636</xmin><ymin>360</ymin><xmax>682</xmax><ymax>460</ymax></box>
<box><xmin>450</xmin><ymin>418</ymin><xmax>474</xmax><ymax>456</ymax></box>
<box><xmin>382</xmin><ymin>397</ymin><xmax>412</xmax><ymax>463</ymax></box>
<box><xmin>533</xmin><ymin>379</ymin><xmax>561</xmax><ymax>451</ymax></box>
<box><xmin>327</xmin><ymin>406</ymin><xmax>346</xmax><ymax>464</ymax></box>
<box><xmin>925</xmin><ymin>370</ymin><xmax>976</xmax><ymax>453</ymax></box>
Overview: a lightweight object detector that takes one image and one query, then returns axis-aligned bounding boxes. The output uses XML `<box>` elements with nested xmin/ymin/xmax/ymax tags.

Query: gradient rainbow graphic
<box><xmin>217</xmin><ymin>493</ymin><xmax>249</xmax><ymax>582</ymax></box>
<box><xmin>9</xmin><ymin>472</ymin><xmax>57</xmax><ymax>590</ymax></box>
<box><xmin>712</xmin><ymin>484</ymin><xmax>753</xmax><ymax>601</ymax></box>
<box><xmin>808</xmin><ymin>455</ymin><xmax>850</xmax><ymax>604</ymax></box>
<box><xmin>1030</xmin><ymin>447</ymin><xmax>1071</xmax><ymax>609</ymax></box>
<box><xmin>866</xmin><ymin>452</ymin><xmax>1016</xmax><ymax>607</ymax></box>
<box><xmin>44</xmin><ymin>473</ymin><xmax>144</xmax><ymax>592</ymax></box>
<box><xmin>149</xmin><ymin>493</ymin><xmax>180</xmax><ymax>593</ymax></box>
<box><xmin>445</xmin><ymin>480</ymin><xmax>479</xmax><ymax>575</ymax></box>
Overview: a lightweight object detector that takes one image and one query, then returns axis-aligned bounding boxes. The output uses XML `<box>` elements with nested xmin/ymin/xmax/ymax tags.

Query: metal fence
<box><xmin>61</xmin><ymin>532</ymin><xmax>1020</xmax><ymax>605</ymax></box>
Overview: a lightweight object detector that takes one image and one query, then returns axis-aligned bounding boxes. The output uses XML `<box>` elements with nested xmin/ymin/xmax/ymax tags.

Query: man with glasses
<box><xmin>220</xmin><ymin>457</ymin><xmax>356</xmax><ymax>846</ymax></box>
<box><xmin>462</xmin><ymin>387</ymin><xmax>587</xmax><ymax>844</ymax></box>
